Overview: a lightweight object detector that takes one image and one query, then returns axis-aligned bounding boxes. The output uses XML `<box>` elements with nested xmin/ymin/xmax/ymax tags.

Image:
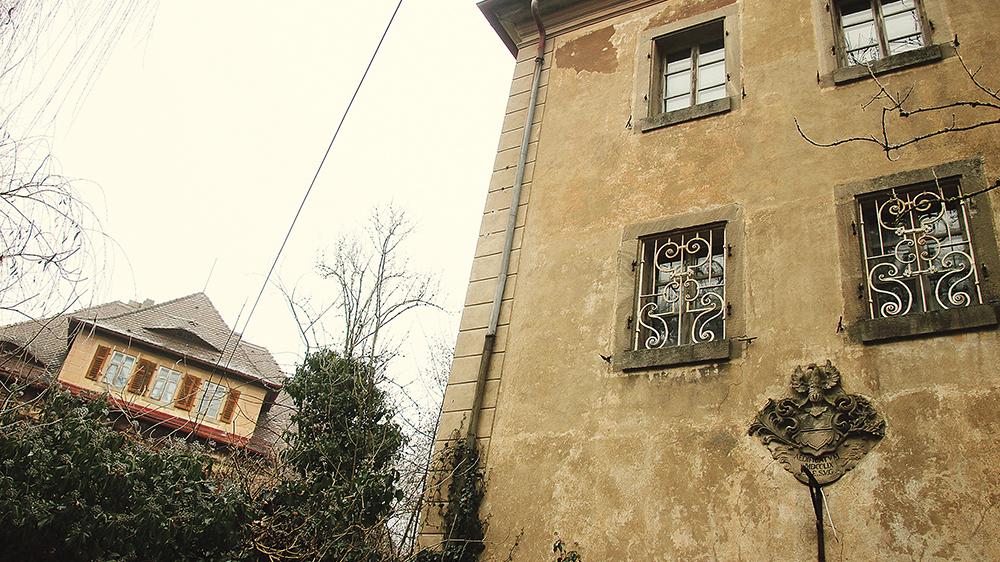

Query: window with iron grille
<box><xmin>634</xmin><ymin>223</ymin><xmax>727</xmax><ymax>350</ymax></box>
<box><xmin>857</xmin><ymin>178</ymin><xmax>983</xmax><ymax>320</ymax></box>
<box><xmin>835</xmin><ymin>0</ymin><xmax>926</xmax><ymax>66</ymax></box>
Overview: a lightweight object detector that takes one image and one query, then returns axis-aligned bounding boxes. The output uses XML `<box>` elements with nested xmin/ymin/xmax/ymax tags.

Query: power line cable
<box><xmin>179</xmin><ymin>0</ymin><xmax>405</xmax><ymax>431</ymax></box>
<box><xmin>231</xmin><ymin>0</ymin><xmax>405</xmax><ymax>361</ymax></box>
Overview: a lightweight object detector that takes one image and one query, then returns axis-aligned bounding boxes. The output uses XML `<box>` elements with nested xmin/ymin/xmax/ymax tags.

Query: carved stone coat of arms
<box><xmin>749</xmin><ymin>361</ymin><xmax>886</xmax><ymax>485</ymax></box>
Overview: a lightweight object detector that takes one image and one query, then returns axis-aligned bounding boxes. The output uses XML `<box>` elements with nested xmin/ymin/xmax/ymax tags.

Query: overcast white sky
<box><xmin>20</xmin><ymin>1</ymin><xmax>515</xmax><ymax>376</ymax></box>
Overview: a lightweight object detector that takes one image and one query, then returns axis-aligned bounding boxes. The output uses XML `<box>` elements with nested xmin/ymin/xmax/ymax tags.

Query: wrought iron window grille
<box><xmin>857</xmin><ymin>178</ymin><xmax>983</xmax><ymax>320</ymax></box>
<box><xmin>634</xmin><ymin>223</ymin><xmax>727</xmax><ymax>350</ymax></box>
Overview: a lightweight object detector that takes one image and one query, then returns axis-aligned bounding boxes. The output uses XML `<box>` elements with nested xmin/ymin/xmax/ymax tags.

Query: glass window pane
<box><xmin>150</xmin><ymin>367</ymin><xmax>181</xmax><ymax>402</ymax></box>
<box><xmin>697</xmin><ymin>60</ymin><xmax>726</xmax><ymax>89</ymax></box>
<box><xmin>847</xmin><ymin>45</ymin><xmax>880</xmax><ymax>65</ymax></box>
<box><xmin>880</xmin><ymin>0</ymin><xmax>916</xmax><ymax>16</ymax></box>
<box><xmin>665</xmin><ymin>69</ymin><xmax>691</xmax><ymax>98</ymax></box>
<box><xmin>888</xmin><ymin>35</ymin><xmax>923</xmax><ymax>55</ymax></box>
<box><xmin>883</xmin><ymin>10</ymin><xmax>921</xmax><ymax>41</ymax></box>
<box><xmin>840</xmin><ymin>0</ymin><xmax>876</xmax><ymax>27</ymax></box>
<box><xmin>697</xmin><ymin>85</ymin><xmax>727</xmax><ymax>104</ymax></box>
<box><xmin>665</xmin><ymin>95</ymin><xmax>691</xmax><ymax>112</ymax></box>
<box><xmin>149</xmin><ymin>376</ymin><xmax>166</xmax><ymax>400</ymax></box>
<box><xmin>699</xmin><ymin>40</ymin><xmax>725</xmax><ymax>65</ymax></box>
<box><xmin>197</xmin><ymin>382</ymin><xmax>228</xmax><ymax>419</ymax></box>
<box><xmin>665</xmin><ymin>50</ymin><xmax>691</xmax><ymax>74</ymax></box>
<box><xmin>843</xmin><ymin>21</ymin><xmax>879</xmax><ymax>53</ymax></box>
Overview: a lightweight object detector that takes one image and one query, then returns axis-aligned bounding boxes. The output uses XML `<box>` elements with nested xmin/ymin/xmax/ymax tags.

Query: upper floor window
<box><xmin>658</xmin><ymin>22</ymin><xmax>726</xmax><ymax>113</ymax></box>
<box><xmin>635</xmin><ymin>223</ymin><xmax>727</xmax><ymax>350</ymax></box>
<box><xmin>149</xmin><ymin>366</ymin><xmax>183</xmax><ymax>403</ymax></box>
<box><xmin>634</xmin><ymin>4</ymin><xmax>739</xmax><ymax>133</ymax></box>
<box><xmin>858</xmin><ymin>178</ymin><xmax>983</xmax><ymax>320</ymax></box>
<box><xmin>103</xmin><ymin>351</ymin><xmax>136</xmax><ymax>390</ymax></box>
<box><xmin>196</xmin><ymin>381</ymin><xmax>228</xmax><ymax>419</ymax></box>
<box><xmin>836</xmin><ymin>0</ymin><xmax>926</xmax><ymax>66</ymax></box>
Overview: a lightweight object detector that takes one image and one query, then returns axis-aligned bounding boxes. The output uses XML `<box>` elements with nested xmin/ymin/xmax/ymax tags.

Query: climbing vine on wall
<box><xmin>415</xmin><ymin>434</ymin><xmax>485</xmax><ymax>562</ymax></box>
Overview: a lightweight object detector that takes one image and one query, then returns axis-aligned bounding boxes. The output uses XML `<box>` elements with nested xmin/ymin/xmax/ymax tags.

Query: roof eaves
<box><xmin>69</xmin><ymin>319</ymin><xmax>284</xmax><ymax>390</ymax></box>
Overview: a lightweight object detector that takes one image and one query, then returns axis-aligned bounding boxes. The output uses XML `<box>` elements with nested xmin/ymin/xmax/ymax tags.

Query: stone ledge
<box><xmin>832</xmin><ymin>44</ymin><xmax>944</xmax><ymax>85</ymax></box>
<box><xmin>859</xmin><ymin>304</ymin><xmax>999</xmax><ymax>343</ymax></box>
<box><xmin>639</xmin><ymin>97</ymin><xmax>732</xmax><ymax>133</ymax></box>
<box><xmin>614</xmin><ymin>339</ymin><xmax>732</xmax><ymax>371</ymax></box>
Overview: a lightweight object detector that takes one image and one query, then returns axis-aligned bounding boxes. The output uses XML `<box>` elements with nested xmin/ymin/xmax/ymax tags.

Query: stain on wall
<box><xmin>647</xmin><ymin>0</ymin><xmax>737</xmax><ymax>30</ymax></box>
<box><xmin>555</xmin><ymin>25</ymin><xmax>618</xmax><ymax>74</ymax></box>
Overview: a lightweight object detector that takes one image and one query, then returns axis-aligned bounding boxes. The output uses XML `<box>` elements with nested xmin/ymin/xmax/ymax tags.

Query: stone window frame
<box><xmin>835</xmin><ymin>158</ymin><xmax>1000</xmax><ymax>343</ymax></box>
<box><xmin>611</xmin><ymin>204</ymin><xmax>746</xmax><ymax>371</ymax></box>
<box><xmin>816</xmin><ymin>0</ymin><xmax>948</xmax><ymax>85</ymax></box>
<box><xmin>633</xmin><ymin>3</ymin><xmax>741</xmax><ymax>133</ymax></box>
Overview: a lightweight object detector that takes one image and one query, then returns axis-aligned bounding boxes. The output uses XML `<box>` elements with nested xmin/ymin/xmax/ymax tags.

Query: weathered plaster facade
<box><xmin>427</xmin><ymin>0</ymin><xmax>1000</xmax><ymax>559</ymax></box>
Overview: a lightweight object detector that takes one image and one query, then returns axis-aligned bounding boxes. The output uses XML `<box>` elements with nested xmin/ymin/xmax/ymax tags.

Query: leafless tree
<box><xmin>278</xmin><ymin>205</ymin><xmax>450</xmax><ymax>557</ymax></box>
<box><xmin>0</xmin><ymin>1</ymin><xmax>154</xmax><ymax>404</ymax></box>
<box><xmin>316</xmin><ymin>205</ymin><xmax>441</xmax><ymax>364</ymax></box>
<box><xmin>277</xmin><ymin>204</ymin><xmax>443</xmax><ymax>376</ymax></box>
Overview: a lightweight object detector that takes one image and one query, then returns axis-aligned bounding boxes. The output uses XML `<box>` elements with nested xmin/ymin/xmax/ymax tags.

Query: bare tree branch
<box><xmin>795</xmin><ymin>41</ymin><xmax>1000</xmax><ymax>161</ymax></box>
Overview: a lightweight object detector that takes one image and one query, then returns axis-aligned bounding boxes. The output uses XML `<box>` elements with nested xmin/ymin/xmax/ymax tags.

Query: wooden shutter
<box><xmin>127</xmin><ymin>359</ymin><xmax>157</xmax><ymax>395</ymax></box>
<box><xmin>218</xmin><ymin>389</ymin><xmax>241</xmax><ymax>424</ymax></box>
<box><xmin>85</xmin><ymin>346</ymin><xmax>111</xmax><ymax>381</ymax></box>
<box><xmin>174</xmin><ymin>374</ymin><xmax>202</xmax><ymax>411</ymax></box>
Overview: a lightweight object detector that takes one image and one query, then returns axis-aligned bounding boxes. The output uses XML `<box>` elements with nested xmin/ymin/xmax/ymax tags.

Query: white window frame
<box><xmin>103</xmin><ymin>351</ymin><xmax>136</xmax><ymax>390</ymax></box>
<box><xmin>196</xmin><ymin>381</ymin><xmax>228</xmax><ymax>420</ymax></box>
<box><xmin>148</xmin><ymin>366</ymin><xmax>183</xmax><ymax>403</ymax></box>
<box><xmin>835</xmin><ymin>0</ymin><xmax>927</xmax><ymax>67</ymax></box>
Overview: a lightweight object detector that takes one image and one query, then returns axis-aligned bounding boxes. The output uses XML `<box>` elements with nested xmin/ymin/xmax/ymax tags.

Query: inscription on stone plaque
<box><xmin>749</xmin><ymin>361</ymin><xmax>885</xmax><ymax>485</ymax></box>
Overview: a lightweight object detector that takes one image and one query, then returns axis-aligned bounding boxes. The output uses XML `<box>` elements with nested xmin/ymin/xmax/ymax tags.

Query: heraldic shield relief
<box><xmin>749</xmin><ymin>361</ymin><xmax>886</xmax><ymax>485</ymax></box>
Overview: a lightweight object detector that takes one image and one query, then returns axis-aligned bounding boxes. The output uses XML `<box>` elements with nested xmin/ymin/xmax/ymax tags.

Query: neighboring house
<box><xmin>424</xmin><ymin>0</ymin><xmax>1000</xmax><ymax>559</ymax></box>
<box><xmin>0</xmin><ymin>293</ymin><xmax>292</xmax><ymax>455</ymax></box>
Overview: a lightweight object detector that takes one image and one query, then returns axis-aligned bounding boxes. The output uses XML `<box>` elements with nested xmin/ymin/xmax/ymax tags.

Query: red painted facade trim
<box><xmin>59</xmin><ymin>380</ymin><xmax>251</xmax><ymax>447</ymax></box>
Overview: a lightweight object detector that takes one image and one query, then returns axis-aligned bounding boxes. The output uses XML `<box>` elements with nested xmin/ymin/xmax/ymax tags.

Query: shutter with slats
<box><xmin>174</xmin><ymin>374</ymin><xmax>202</xmax><ymax>411</ymax></box>
<box><xmin>218</xmin><ymin>389</ymin><xmax>241</xmax><ymax>424</ymax></box>
<box><xmin>127</xmin><ymin>359</ymin><xmax>157</xmax><ymax>395</ymax></box>
<box><xmin>85</xmin><ymin>346</ymin><xmax>111</xmax><ymax>381</ymax></box>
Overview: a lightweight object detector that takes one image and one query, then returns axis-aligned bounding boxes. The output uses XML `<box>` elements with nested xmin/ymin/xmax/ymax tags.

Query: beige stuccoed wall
<box><xmin>61</xmin><ymin>331</ymin><xmax>269</xmax><ymax>440</ymax></box>
<box><xmin>427</xmin><ymin>0</ymin><xmax>1000</xmax><ymax>559</ymax></box>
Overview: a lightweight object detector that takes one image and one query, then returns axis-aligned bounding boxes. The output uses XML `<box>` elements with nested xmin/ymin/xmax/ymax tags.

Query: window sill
<box><xmin>613</xmin><ymin>339</ymin><xmax>732</xmax><ymax>371</ymax></box>
<box><xmin>639</xmin><ymin>97</ymin><xmax>732</xmax><ymax>133</ymax></box>
<box><xmin>832</xmin><ymin>44</ymin><xmax>944</xmax><ymax>86</ymax></box>
<box><xmin>859</xmin><ymin>304</ymin><xmax>998</xmax><ymax>343</ymax></box>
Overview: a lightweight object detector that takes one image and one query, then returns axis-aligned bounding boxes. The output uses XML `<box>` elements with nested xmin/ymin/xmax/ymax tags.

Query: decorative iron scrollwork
<box><xmin>749</xmin><ymin>361</ymin><xmax>885</xmax><ymax>486</ymax></box>
<box><xmin>858</xmin><ymin>179</ymin><xmax>982</xmax><ymax>320</ymax></box>
<box><xmin>634</xmin><ymin>224</ymin><xmax>726</xmax><ymax>349</ymax></box>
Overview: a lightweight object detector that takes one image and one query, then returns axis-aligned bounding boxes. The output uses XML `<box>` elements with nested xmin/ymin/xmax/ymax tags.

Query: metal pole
<box><xmin>802</xmin><ymin>466</ymin><xmax>826</xmax><ymax>562</ymax></box>
<box><xmin>466</xmin><ymin>0</ymin><xmax>546</xmax><ymax>442</ymax></box>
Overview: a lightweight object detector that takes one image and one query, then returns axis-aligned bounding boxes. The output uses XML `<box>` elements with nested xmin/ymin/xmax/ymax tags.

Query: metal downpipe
<box><xmin>466</xmin><ymin>0</ymin><xmax>546</xmax><ymax>441</ymax></box>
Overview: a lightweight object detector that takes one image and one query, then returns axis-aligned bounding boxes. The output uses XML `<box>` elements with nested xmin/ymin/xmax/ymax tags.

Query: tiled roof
<box><xmin>247</xmin><ymin>389</ymin><xmax>295</xmax><ymax>455</ymax></box>
<box><xmin>0</xmin><ymin>300</ymin><xmax>139</xmax><ymax>378</ymax></box>
<box><xmin>0</xmin><ymin>293</ymin><xmax>290</xmax><ymax>453</ymax></box>
<box><xmin>0</xmin><ymin>293</ymin><xmax>285</xmax><ymax>386</ymax></box>
<box><xmin>76</xmin><ymin>293</ymin><xmax>285</xmax><ymax>386</ymax></box>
